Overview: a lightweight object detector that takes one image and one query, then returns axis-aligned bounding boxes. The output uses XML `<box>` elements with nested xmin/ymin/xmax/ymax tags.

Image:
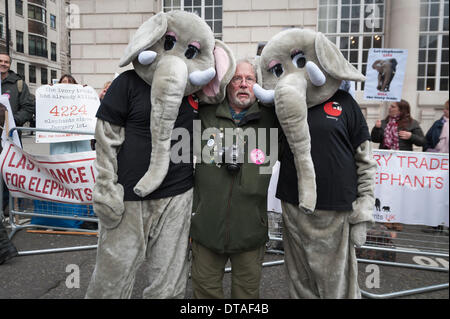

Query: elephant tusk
<box><xmin>306</xmin><ymin>61</ymin><xmax>326</xmax><ymax>87</ymax></box>
<box><xmin>138</xmin><ymin>50</ymin><xmax>157</xmax><ymax>65</ymax></box>
<box><xmin>253</xmin><ymin>83</ymin><xmax>275</xmax><ymax>104</ymax></box>
<box><xmin>189</xmin><ymin>67</ymin><xmax>216</xmax><ymax>86</ymax></box>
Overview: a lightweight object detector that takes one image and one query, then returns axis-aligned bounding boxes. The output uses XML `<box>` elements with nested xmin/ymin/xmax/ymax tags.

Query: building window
<box><xmin>16</xmin><ymin>31</ymin><xmax>24</xmax><ymax>53</ymax></box>
<box><xmin>417</xmin><ymin>0</ymin><xmax>449</xmax><ymax>91</ymax></box>
<box><xmin>163</xmin><ymin>0</ymin><xmax>223</xmax><ymax>39</ymax></box>
<box><xmin>318</xmin><ymin>0</ymin><xmax>385</xmax><ymax>90</ymax></box>
<box><xmin>17</xmin><ymin>63</ymin><xmax>25</xmax><ymax>79</ymax></box>
<box><xmin>51</xmin><ymin>69</ymin><xmax>57</xmax><ymax>83</ymax></box>
<box><xmin>51</xmin><ymin>42</ymin><xmax>57</xmax><ymax>61</ymax></box>
<box><xmin>41</xmin><ymin>67</ymin><xmax>48</xmax><ymax>84</ymax></box>
<box><xmin>28</xmin><ymin>4</ymin><xmax>47</xmax><ymax>23</ymax></box>
<box><xmin>50</xmin><ymin>14</ymin><xmax>56</xmax><ymax>29</ymax></box>
<box><xmin>29</xmin><ymin>65</ymin><xmax>36</xmax><ymax>83</ymax></box>
<box><xmin>29</xmin><ymin>34</ymin><xmax>48</xmax><ymax>58</ymax></box>
<box><xmin>16</xmin><ymin>0</ymin><xmax>24</xmax><ymax>16</ymax></box>
<box><xmin>0</xmin><ymin>16</ymin><xmax>4</xmax><ymax>39</ymax></box>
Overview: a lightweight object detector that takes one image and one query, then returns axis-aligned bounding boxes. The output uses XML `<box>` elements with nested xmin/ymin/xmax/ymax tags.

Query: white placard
<box><xmin>372</xmin><ymin>149</ymin><xmax>448</xmax><ymax>226</ymax></box>
<box><xmin>35</xmin><ymin>84</ymin><xmax>99</xmax><ymax>143</ymax></box>
<box><xmin>364</xmin><ymin>49</ymin><xmax>408</xmax><ymax>102</ymax></box>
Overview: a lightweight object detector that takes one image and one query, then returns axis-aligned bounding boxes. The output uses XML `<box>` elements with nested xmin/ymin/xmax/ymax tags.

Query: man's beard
<box><xmin>229</xmin><ymin>91</ymin><xmax>256</xmax><ymax>110</ymax></box>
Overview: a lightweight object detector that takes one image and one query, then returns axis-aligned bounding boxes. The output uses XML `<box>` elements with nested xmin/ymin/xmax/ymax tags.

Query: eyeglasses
<box><xmin>231</xmin><ymin>76</ymin><xmax>256</xmax><ymax>85</ymax></box>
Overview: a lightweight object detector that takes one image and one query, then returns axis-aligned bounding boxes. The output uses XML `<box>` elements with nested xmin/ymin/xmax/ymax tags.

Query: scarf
<box><xmin>229</xmin><ymin>106</ymin><xmax>248</xmax><ymax>124</ymax></box>
<box><xmin>383</xmin><ymin>116</ymin><xmax>399</xmax><ymax>150</ymax></box>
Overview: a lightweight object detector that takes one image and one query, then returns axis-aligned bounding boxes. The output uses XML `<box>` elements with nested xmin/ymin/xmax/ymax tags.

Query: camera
<box><xmin>219</xmin><ymin>144</ymin><xmax>242</xmax><ymax>174</ymax></box>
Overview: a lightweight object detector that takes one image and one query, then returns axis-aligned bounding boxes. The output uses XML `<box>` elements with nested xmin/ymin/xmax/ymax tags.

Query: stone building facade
<box><xmin>68</xmin><ymin>0</ymin><xmax>448</xmax><ymax>135</ymax></box>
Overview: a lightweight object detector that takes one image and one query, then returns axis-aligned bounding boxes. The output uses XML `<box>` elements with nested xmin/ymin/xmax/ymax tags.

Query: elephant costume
<box><xmin>86</xmin><ymin>11</ymin><xmax>235</xmax><ymax>299</ymax></box>
<box><xmin>253</xmin><ymin>28</ymin><xmax>377</xmax><ymax>298</ymax></box>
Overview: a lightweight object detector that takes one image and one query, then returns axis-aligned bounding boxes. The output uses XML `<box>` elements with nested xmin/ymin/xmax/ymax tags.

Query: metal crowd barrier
<box><xmin>266</xmin><ymin>211</ymin><xmax>449</xmax><ymax>299</ymax></box>
<box><xmin>2</xmin><ymin>127</ymin><xmax>98</xmax><ymax>255</ymax></box>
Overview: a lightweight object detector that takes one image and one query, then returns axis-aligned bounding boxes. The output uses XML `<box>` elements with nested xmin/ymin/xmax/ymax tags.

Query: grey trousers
<box><xmin>85</xmin><ymin>189</ymin><xmax>193</xmax><ymax>299</ymax></box>
<box><xmin>282</xmin><ymin>201</ymin><xmax>361</xmax><ymax>299</ymax></box>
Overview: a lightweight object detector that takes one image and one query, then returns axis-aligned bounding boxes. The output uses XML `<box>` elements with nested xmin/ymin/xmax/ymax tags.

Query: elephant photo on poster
<box><xmin>364</xmin><ymin>49</ymin><xmax>408</xmax><ymax>102</ymax></box>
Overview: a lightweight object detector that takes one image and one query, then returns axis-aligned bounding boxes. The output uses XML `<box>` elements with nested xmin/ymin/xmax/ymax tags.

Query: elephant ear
<box><xmin>254</xmin><ymin>56</ymin><xmax>264</xmax><ymax>87</ymax></box>
<box><xmin>315</xmin><ymin>32</ymin><xmax>365</xmax><ymax>82</ymax></box>
<box><xmin>119</xmin><ymin>12</ymin><xmax>167</xmax><ymax>67</ymax></box>
<box><xmin>197</xmin><ymin>39</ymin><xmax>236</xmax><ymax>104</ymax></box>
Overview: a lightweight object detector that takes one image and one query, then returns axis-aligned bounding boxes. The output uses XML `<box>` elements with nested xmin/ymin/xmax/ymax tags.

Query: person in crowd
<box><xmin>98</xmin><ymin>81</ymin><xmax>112</xmax><ymax>101</ymax></box>
<box><xmin>190</xmin><ymin>59</ymin><xmax>278</xmax><ymax>299</ymax></box>
<box><xmin>371</xmin><ymin>99</ymin><xmax>426</xmax><ymax>232</ymax></box>
<box><xmin>371</xmin><ymin>99</ymin><xmax>426</xmax><ymax>151</ymax></box>
<box><xmin>91</xmin><ymin>81</ymin><xmax>112</xmax><ymax>151</ymax></box>
<box><xmin>1</xmin><ymin>52</ymin><xmax>35</xmax><ymax>217</ymax></box>
<box><xmin>424</xmin><ymin>100</ymin><xmax>449</xmax><ymax>153</ymax></box>
<box><xmin>0</xmin><ymin>52</ymin><xmax>35</xmax><ymax>132</ymax></box>
<box><xmin>423</xmin><ymin>100</ymin><xmax>449</xmax><ymax>234</ymax></box>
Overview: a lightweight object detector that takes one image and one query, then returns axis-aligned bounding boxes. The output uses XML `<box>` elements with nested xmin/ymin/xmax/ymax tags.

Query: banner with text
<box><xmin>0</xmin><ymin>140</ymin><xmax>96</xmax><ymax>204</ymax></box>
<box><xmin>364</xmin><ymin>48</ymin><xmax>408</xmax><ymax>102</ymax></box>
<box><xmin>372</xmin><ymin>149</ymin><xmax>448</xmax><ymax>226</ymax></box>
<box><xmin>267</xmin><ymin>150</ymin><xmax>449</xmax><ymax>227</ymax></box>
<box><xmin>35</xmin><ymin>84</ymin><xmax>99</xmax><ymax>143</ymax></box>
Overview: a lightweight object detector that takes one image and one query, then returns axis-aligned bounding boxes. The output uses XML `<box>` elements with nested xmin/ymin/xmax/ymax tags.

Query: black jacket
<box><xmin>1</xmin><ymin>71</ymin><xmax>35</xmax><ymax>126</ymax></box>
<box><xmin>424</xmin><ymin>116</ymin><xmax>446</xmax><ymax>151</ymax></box>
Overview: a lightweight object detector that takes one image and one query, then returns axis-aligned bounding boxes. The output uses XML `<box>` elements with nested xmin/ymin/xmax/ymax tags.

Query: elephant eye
<box><xmin>164</xmin><ymin>35</ymin><xmax>177</xmax><ymax>51</ymax></box>
<box><xmin>291</xmin><ymin>51</ymin><xmax>306</xmax><ymax>68</ymax></box>
<box><xmin>269</xmin><ymin>63</ymin><xmax>284</xmax><ymax>78</ymax></box>
<box><xmin>185</xmin><ymin>45</ymin><xmax>200</xmax><ymax>59</ymax></box>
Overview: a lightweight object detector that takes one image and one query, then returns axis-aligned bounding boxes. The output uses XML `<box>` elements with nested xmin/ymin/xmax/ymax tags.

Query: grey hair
<box><xmin>235</xmin><ymin>57</ymin><xmax>258</xmax><ymax>82</ymax></box>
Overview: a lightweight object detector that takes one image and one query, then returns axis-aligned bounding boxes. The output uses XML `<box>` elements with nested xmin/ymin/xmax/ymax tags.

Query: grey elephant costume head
<box><xmin>119</xmin><ymin>10</ymin><xmax>236</xmax><ymax>197</ymax></box>
<box><xmin>253</xmin><ymin>28</ymin><xmax>365</xmax><ymax>212</ymax></box>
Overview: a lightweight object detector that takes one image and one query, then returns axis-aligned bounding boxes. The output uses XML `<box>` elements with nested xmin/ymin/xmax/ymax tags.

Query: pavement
<box><xmin>0</xmin><ymin>134</ymin><xmax>448</xmax><ymax>300</ymax></box>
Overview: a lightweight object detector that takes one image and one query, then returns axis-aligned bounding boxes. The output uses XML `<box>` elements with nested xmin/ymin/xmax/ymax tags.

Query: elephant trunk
<box><xmin>134</xmin><ymin>55</ymin><xmax>188</xmax><ymax>197</ymax></box>
<box><xmin>275</xmin><ymin>74</ymin><xmax>316</xmax><ymax>213</ymax></box>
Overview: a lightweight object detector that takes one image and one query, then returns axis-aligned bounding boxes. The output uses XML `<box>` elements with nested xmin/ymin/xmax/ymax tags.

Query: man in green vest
<box><xmin>190</xmin><ymin>59</ymin><xmax>278</xmax><ymax>298</ymax></box>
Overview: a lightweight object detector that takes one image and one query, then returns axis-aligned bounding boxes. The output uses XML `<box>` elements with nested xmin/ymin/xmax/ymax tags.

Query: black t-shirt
<box><xmin>96</xmin><ymin>70</ymin><xmax>196</xmax><ymax>201</ymax></box>
<box><xmin>276</xmin><ymin>90</ymin><xmax>370</xmax><ymax>211</ymax></box>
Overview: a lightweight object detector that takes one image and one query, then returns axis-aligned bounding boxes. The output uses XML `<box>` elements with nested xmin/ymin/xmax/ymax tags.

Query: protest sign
<box><xmin>35</xmin><ymin>84</ymin><xmax>99</xmax><ymax>143</ymax></box>
<box><xmin>0</xmin><ymin>140</ymin><xmax>96</xmax><ymax>204</ymax></box>
<box><xmin>372</xmin><ymin>149</ymin><xmax>448</xmax><ymax>226</ymax></box>
<box><xmin>364</xmin><ymin>49</ymin><xmax>408</xmax><ymax>102</ymax></box>
<box><xmin>267</xmin><ymin>150</ymin><xmax>449</xmax><ymax>227</ymax></box>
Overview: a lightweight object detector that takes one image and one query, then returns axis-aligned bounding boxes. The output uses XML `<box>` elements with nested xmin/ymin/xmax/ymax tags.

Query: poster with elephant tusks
<box><xmin>364</xmin><ymin>49</ymin><xmax>408</xmax><ymax>102</ymax></box>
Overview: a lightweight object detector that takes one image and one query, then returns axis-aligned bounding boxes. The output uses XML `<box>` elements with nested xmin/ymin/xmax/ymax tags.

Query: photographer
<box><xmin>190</xmin><ymin>59</ymin><xmax>278</xmax><ymax>298</ymax></box>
